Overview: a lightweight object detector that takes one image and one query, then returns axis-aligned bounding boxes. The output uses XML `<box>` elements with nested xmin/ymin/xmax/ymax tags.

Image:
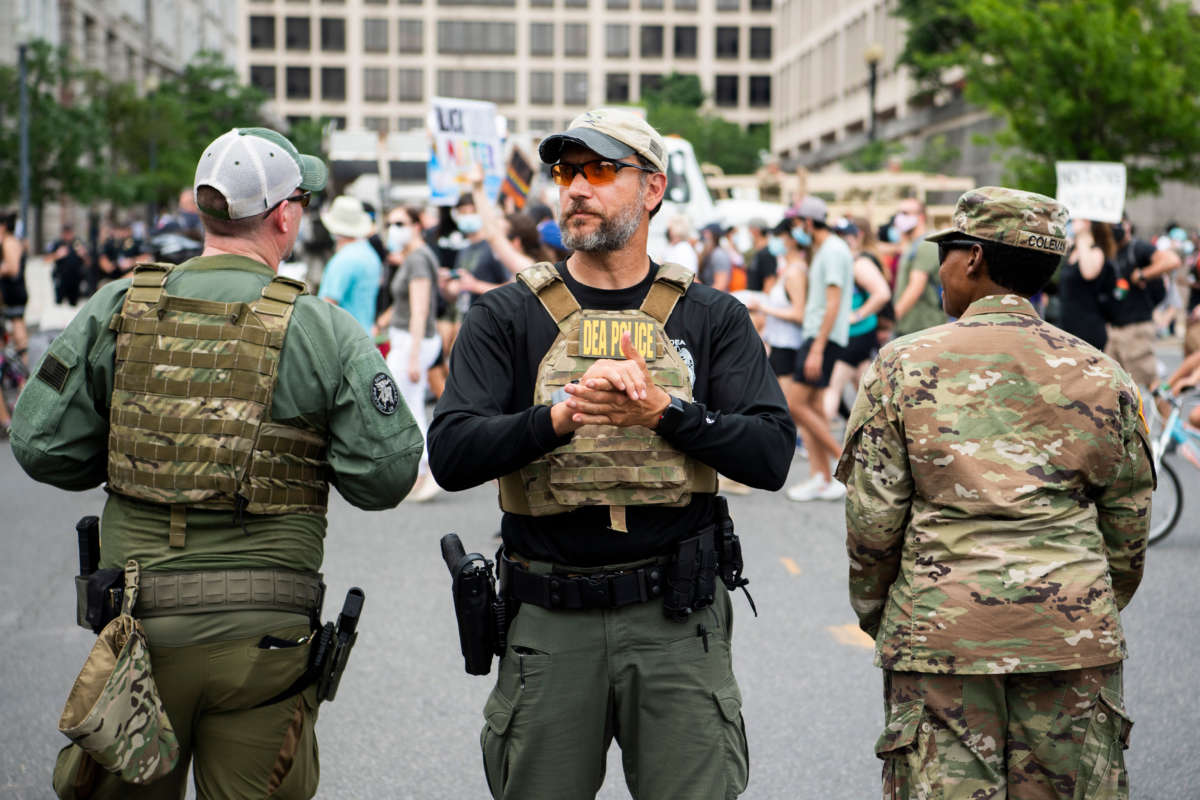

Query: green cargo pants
<box><xmin>52</xmin><ymin>621</ymin><xmax>319</xmax><ymax>800</ymax></box>
<box><xmin>481</xmin><ymin>560</ymin><xmax>749</xmax><ymax>800</ymax></box>
<box><xmin>877</xmin><ymin>664</ymin><xmax>1131</xmax><ymax>800</ymax></box>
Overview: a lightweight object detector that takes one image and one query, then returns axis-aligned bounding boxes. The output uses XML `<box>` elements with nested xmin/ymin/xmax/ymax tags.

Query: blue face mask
<box><xmin>791</xmin><ymin>226</ymin><xmax>812</xmax><ymax>248</ymax></box>
<box><xmin>454</xmin><ymin>213</ymin><xmax>482</xmax><ymax>235</ymax></box>
<box><xmin>767</xmin><ymin>236</ymin><xmax>785</xmax><ymax>257</ymax></box>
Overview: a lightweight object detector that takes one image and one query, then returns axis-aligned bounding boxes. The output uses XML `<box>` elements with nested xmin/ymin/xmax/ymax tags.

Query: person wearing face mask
<box><xmin>891</xmin><ymin>197</ymin><xmax>946</xmax><ymax>336</ymax></box>
<box><xmin>376</xmin><ymin>206</ymin><xmax>444</xmax><ymax>503</ymax></box>
<box><xmin>451</xmin><ymin>195</ymin><xmax>511</xmax><ymax>307</ymax></box>
<box><xmin>745</xmin><ymin>218</ymin><xmax>780</xmax><ymax>293</ymax></box>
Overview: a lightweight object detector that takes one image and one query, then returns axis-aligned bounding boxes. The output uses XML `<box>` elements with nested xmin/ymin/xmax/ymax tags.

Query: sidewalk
<box><xmin>24</xmin><ymin>256</ymin><xmax>82</xmax><ymax>333</ymax></box>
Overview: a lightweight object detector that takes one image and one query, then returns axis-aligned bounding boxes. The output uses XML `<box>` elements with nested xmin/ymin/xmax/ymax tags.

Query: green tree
<box><xmin>895</xmin><ymin>0</ymin><xmax>1200</xmax><ymax>195</ymax></box>
<box><xmin>286</xmin><ymin>117</ymin><xmax>332</xmax><ymax>164</ymax></box>
<box><xmin>640</xmin><ymin>73</ymin><xmax>769</xmax><ymax>175</ymax></box>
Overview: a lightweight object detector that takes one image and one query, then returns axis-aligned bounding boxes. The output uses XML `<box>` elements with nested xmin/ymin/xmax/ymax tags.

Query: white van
<box><xmin>648</xmin><ymin>136</ymin><xmax>717</xmax><ymax>261</ymax></box>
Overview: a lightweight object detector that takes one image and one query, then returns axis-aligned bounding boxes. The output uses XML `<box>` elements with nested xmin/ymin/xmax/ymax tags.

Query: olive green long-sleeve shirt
<box><xmin>13</xmin><ymin>255</ymin><xmax>422</xmax><ymax>583</ymax></box>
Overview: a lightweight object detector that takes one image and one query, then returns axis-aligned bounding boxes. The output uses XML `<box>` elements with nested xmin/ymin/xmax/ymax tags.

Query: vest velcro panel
<box><xmin>107</xmin><ymin>265</ymin><xmax>330</xmax><ymax>520</ymax></box>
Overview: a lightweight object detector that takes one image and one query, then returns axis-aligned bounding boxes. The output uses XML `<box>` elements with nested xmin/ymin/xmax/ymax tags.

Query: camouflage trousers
<box><xmin>877</xmin><ymin>664</ymin><xmax>1131</xmax><ymax>800</ymax></box>
<box><xmin>52</xmin><ymin>621</ymin><xmax>319</xmax><ymax>800</ymax></box>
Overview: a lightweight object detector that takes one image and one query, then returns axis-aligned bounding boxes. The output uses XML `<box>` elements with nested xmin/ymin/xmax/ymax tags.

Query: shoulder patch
<box><xmin>36</xmin><ymin>353</ymin><xmax>70</xmax><ymax>394</ymax></box>
<box><xmin>370</xmin><ymin>372</ymin><xmax>399</xmax><ymax>415</ymax></box>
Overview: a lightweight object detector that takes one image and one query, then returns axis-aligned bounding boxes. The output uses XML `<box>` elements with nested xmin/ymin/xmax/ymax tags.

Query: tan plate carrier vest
<box><xmin>107</xmin><ymin>263</ymin><xmax>330</xmax><ymax>547</ymax></box>
<box><xmin>497</xmin><ymin>262</ymin><xmax>717</xmax><ymax>532</ymax></box>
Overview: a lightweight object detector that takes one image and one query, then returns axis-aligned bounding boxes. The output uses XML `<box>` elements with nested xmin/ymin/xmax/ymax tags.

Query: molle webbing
<box><xmin>133</xmin><ymin>568</ymin><xmax>324</xmax><ymax>618</ymax></box>
<box><xmin>106</xmin><ymin>264</ymin><xmax>330</xmax><ymax>539</ymax></box>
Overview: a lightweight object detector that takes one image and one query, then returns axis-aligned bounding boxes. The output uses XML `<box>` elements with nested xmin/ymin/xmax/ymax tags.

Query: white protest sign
<box><xmin>1055</xmin><ymin>161</ymin><xmax>1126</xmax><ymax>224</ymax></box>
<box><xmin>427</xmin><ymin>97</ymin><xmax>504</xmax><ymax>206</ymax></box>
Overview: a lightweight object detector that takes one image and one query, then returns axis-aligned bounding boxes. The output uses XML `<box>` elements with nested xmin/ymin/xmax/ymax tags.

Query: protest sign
<box><xmin>428</xmin><ymin>97</ymin><xmax>504</xmax><ymax>206</ymax></box>
<box><xmin>1055</xmin><ymin>161</ymin><xmax>1126</xmax><ymax>224</ymax></box>
<box><xmin>500</xmin><ymin>147</ymin><xmax>534</xmax><ymax>210</ymax></box>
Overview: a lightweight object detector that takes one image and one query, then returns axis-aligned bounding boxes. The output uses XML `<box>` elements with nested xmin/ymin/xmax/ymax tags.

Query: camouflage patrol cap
<box><xmin>926</xmin><ymin>186</ymin><xmax>1069</xmax><ymax>256</ymax></box>
<box><xmin>539</xmin><ymin>109</ymin><xmax>666</xmax><ymax>173</ymax></box>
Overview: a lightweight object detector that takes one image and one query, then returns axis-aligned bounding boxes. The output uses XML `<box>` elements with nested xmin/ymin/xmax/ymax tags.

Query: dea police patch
<box><xmin>371</xmin><ymin>372</ymin><xmax>399</xmax><ymax>415</ymax></box>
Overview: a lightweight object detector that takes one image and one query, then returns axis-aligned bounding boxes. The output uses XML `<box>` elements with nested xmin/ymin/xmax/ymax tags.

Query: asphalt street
<box><xmin>2</xmin><ymin>429</ymin><xmax>1199</xmax><ymax>799</ymax></box>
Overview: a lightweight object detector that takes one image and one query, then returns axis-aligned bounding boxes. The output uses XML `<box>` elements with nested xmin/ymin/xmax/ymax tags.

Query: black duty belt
<box><xmin>503</xmin><ymin>556</ymin><xmax>667</xmax><ymax>611</ymax></box>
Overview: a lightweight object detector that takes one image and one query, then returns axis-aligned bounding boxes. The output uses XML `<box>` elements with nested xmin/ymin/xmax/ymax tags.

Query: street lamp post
<box><xmin>864</xmin><ymin>43</ymin><xmax>884</xmax><ymax>142</ymax></box>
<box><xmin>18</xmin><ymin>43</ymin><xmax>31</xmax><ymax>241</ymax></box>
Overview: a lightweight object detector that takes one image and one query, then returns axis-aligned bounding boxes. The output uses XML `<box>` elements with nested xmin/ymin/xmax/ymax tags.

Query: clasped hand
<box><xmin>551</xmin><ymin>331</ymin><xmax>671</xmax><ymax>435</ymax></box>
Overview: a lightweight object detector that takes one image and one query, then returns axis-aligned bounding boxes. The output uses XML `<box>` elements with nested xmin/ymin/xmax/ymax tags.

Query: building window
<box><xmin>716</xmin><ymin>0</ymin><xmax>738</xmax><ymax>9</ymax></box>
<box><xmin>364</xmin><ymin>116</ymin><xmax>389</xmax><ymax>133</ymax></box>
<box><xmin>715</xmin><ymin>26</ymin><xmax>738</xmax><ymax>59</ymax></box>
<box><xmin>564</xmin><ymin>23</ymin><xmax>588</xmax><ymax>57</ymax></box>
<box><xmin>674</xmin><ymin>0</ymin><xmax>696</xmax><ymax>10</ymax></box>
<box><xmin>605</xmin><ymin>73</ymin><xmax>630</xmax><ymax>103</ymax></box>
<box><xmin>329</xmin><ymin>117</ymin><xmax>346</xmax><ymax>130</ymax></box>
<box><xmin>530</xmin><ymin>71</ymin><xmax>554</xmax><ymax>104</ymax></box>
<box><xmin>320</xmin><ymin>18</ymin><xmax>346</xmax><ymax>51</ymax></box>
<box><xmin>529</xmin><ymin>118</ymin><xmax>555</xmax><ymax>133</ymax></box>
<box><xmin>607</xmin><ymin>0</ymin><xmax>629</xmax><ymax>7</ymax></box>
<box><xmin>286</xmin><ymin>66</ymin><xmax>311</xmax><ymax>99</ymax></box>
<box><xmin>605</xmin><ymin>25</ymin><xmax>630</xmax><ymax>58</ymax></box>
<box><xmin>531</xmin><ymin>0</ymin><xmax>553</xmax><ymax>6</ymax></box>
<box><xmin>530</xmin><ymin>23</ymin><xmax>553</xmax><ymax>56</ymax></box>
<box><xmin>398</xmin><ymin>20</ymin><xmax>423</xmax><ymax>53</ymax></box>
<box><xmin>640</xmin><ymin>26</ymin><xmax>663</xmax><ymax>58</ymax></box>
<box><xmin>749</xmin><ymin>27</ymin><xmax>771</xmax><ymax>59</ymax></box>
<box><xmin>563</xmin><ymin>71</ymin><xmax>589</xmax><ymax>105</ymax></box>
<box><xmin>750</xmin><ymin>0</ymin><xmax>771</xmax><ymax>9</ymax></box>
<box><xmin>715</xmin><ymin>75</ymin><xmax>738</xmax><ymax>106</ymax></box>
<box><xmin>285</xmin><ymin>17</ymin><xmax>310</xmax><ymax>50</ymax></box>
<box><xmin>641</xmin><ymin>0</ymin><xmax>663</xmax><ymax>8</ymax></box>
<box><xmin>438</xmin><ymin>21</ymin><xmax>517</xmax><ymax>55</ymax></box>
<box><xmin>250</xmin><ymin>65</ymin><xmax>276</xmax><ymax>96</ymax></box>
<box><xmin>249</xmin><ymin>16</ymin><xmax>275</xmax><ymax>50</ymax></box>
<box><xmin>364</xmin><ymin>18</ymin><xmax>388</xmax><ymax>52</ymax></box>
<box><xmin>397</xmin><ymin>117</ymin><xmax>424</xmax><ymax>131</ymax></box>
<box><xmin>438</xmin><ymin>0</ymin><xmax>516</xmax><ymax>5</ymax></box>
<box><xmin>564</xmin><ymin>0</ymin><xmax>587</xmax><ymax>7</ymax></box>
<box><xmin>639</xmin><ymin>73</ymin><xmax>662</xmax><ymax>97</ymax></box>
<box><xmin>364</xmin><ymin>67</ymin><xmax>389</xmax><ymax>101</ymax></box>
<box><xmin>398</xmin><ymin>68</ymin><xmax>424</xmax><ymax>101</ymax></box>
<box><xmin>365</xmin><ymin>0</ymin><xmax>387</xmax><ymax>4</ymax></box>
<box><xmin>437</xmin><ymin>70</ymin><xmax>516</xmax><ymax>103</ymax></box>
<box><xmin>749</xmin><ymin>74</ymin><xmax>770</xmax><ymax>106</ymax></box>
<box><xmin>321</xmin><ymin>67</ymin><xmax>346</xmax><ymax>101</ymax></box>
<box><xmin>674</xmin><ymin>26</ymin><xmax>697</xmax><ymax>58</ymax></box>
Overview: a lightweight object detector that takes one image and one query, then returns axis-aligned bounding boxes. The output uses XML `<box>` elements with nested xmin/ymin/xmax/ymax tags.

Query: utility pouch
<box><xmin>662</xmin><ymin>528</ymin><xmax>718</xmax><ymax>622</ymax></box>
<box><xmin>714</xmin><ymin>496</ymin><xmax>756</xmax><ymax>616</ymax></box>
<box><xmin>440</xmin><ymin>533</ymin><xmax>504</xmax><ymax>676</ymax></box>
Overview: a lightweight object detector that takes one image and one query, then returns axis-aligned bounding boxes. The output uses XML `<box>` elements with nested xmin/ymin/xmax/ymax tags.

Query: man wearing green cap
<box><xmin>12</xmin><ymin>127</ymin><xmax>422</xmax><ymax>799</ymax></box>
<box><xmin>836</xmin><ymin>186</ymin><xmax>1154</xmax><ymax>799</ymax></box>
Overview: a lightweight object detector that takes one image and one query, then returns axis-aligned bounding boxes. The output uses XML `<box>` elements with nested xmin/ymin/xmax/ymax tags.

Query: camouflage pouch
<box><xmin>57</xmin><ymin>560</ymin><xmax>180</xmax><ymax>784</ymax></box>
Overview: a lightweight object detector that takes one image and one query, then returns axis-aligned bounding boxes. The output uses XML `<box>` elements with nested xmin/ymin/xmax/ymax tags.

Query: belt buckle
<box><xmin>580</xmin><ymin>575</ymin><xmax>611</xmax><ymax>608</ymax></box>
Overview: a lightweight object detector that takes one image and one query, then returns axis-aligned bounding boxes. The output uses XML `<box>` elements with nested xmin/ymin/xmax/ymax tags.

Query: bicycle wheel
<box><xmin>1148</xmin><ymin>457</ymin><xmax>1182</xmax><ymax>547</ymax></box>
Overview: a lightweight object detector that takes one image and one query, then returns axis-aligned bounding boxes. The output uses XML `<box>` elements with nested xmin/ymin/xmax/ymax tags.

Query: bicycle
<box><xmin>1146</xmin><ymin>387</ymin><xmax>1199</xmax><ymax>546</ymax></box>
<box><xmin>0</xmin><ymin>320</ymin><xmax>28</xmax><ymax>420</ymax></box>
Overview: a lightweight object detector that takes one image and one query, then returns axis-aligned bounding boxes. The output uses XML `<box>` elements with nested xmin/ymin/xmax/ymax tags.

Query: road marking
<box><xmin>828</xmin><ymin>624</ymin><xmax>875</xmax><ymax>649</ymax></box>
<box><xmin>779</xmin><ymin>557</ymin><xmax>802</xmax><ymax>575</ymax></box>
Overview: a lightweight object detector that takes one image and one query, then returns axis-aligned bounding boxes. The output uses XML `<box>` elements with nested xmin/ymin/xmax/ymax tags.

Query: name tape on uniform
<box><xmin>579</xmin><ymin>317</ymin><xmax>656</xmax><ymax>361</ymax></box>
<box><xmin>1016</xmin><ymin>229</ymin><xmax>1067</xmax><ymax>255</ymax></box>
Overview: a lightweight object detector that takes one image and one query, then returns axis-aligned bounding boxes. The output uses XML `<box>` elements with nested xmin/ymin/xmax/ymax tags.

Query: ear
<box><xmin>965</xmin><ymin>244</ymin><xmax>986</xmax><ymax>278</ymax></box>
<box><xmin>644</xmin><ymin>171</ymin><xmax>667</xmax><ymax>212</ymax></box>
<box><xmin>271</xmin><ymin>200</ymin><xmax>292</xmax><ymax>236</ymax></box>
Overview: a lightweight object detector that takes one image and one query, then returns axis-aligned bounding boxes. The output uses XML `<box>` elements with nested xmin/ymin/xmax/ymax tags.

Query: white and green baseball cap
<box><xmin>538</xmin><ymin>109</ymin><xmax>666</xmax><ymax>173</ymax></box>
<box><xmin>194</xmin><ymin>127</ymin><xmax>327</xmax><ymax>220</ymax></box>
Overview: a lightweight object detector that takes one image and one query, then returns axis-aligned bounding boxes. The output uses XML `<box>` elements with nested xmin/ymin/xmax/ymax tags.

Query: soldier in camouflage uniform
<box><xmin>12</xmin><ymin>128</ymin><xmax>423</xmax><ymax>799</ymax></box>
<box><xmin>836</xmin><ymin>187</ymin><xmax>1154</xmax><ymax>800</ymax></box>
<box><xmin>428</xmin><ymin>109</ymin><xmax>795</xmax><ymax>799</ymax></box>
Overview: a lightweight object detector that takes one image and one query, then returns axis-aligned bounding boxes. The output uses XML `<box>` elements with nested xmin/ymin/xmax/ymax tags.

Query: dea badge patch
<box><xmin>371</xmin><ymin>372</ymin><xmax>399</xmax><ymax>415</ymax></box>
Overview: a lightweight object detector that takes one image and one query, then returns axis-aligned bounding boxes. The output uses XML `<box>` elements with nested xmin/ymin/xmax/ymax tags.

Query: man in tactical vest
<box><xmin>11</xmin><ymin>127</ymin><xmax>423</xmax><ymax>799</ymax></box>
<box><xmin>427</xmin><ymin>109</ymin><xmax>796</xmax><ymax>799</ymax></box>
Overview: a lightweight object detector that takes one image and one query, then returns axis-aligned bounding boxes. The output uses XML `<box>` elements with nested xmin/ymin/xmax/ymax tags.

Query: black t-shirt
<box><xmin>1110</xmin><ymin>238</ymin><xmax>1162</xmax><ymax>326</ymax></box>
<box><xmin>745</xmin><ymin>247</ymin><xmax>777</xmax><ymax>292</ymax></box>
<box><xmin>50</xmin><ymin>238</ymin><xmax>87</xmax><ymax>276</ymax></box>
<box><xmin>102</xmin><ymin>236</ymin><xmax>148</xmax><ymax>279</ymax></box>
<box><xmin>427</xmin><ymin>261</ymin><xmax>795</xmax><ymax>566</ymax></box>
<box><xmin>455</xmin><ymin>240</ymin><xmax>509</xmax><ymax>305</ymax></box>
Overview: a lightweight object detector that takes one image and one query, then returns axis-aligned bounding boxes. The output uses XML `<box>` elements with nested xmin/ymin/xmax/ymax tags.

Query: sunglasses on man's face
<box><xmin>266</xmin><ymin>191</ymin><xmax>312</xmax><ymax>217</ymax></box>
<box><xmin>937</xmin><ymin>239</ymin><xmax>980</xmax><ymax>263</ymax></box>
<box><xmin>550</xmin><ymin>159</ymin><xmax>656</xmax><ymax>187</ymax></box>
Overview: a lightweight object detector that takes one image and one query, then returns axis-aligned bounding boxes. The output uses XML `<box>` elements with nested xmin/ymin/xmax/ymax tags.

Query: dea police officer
<box><xmin>428</xmin><ymin>110</ymin><xmax>794</xmax><ymax>798</ymax></box>
<box><xmin>12</xmin><ymin>128</ymin><xmax>422</xmax><ymax>799</ymax></box>
<box><xmin>837</xmin><ymin>188</ymin><xmax>1153</xmax><ymax>799</ymax></box>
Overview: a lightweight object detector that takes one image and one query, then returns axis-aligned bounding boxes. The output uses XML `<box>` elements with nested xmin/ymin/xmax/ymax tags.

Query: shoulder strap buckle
<box><xmin>640</xmin><ymin>262</ymin><xmax>693</xmax><ymax>324</ymax></box>
<box><xmin>517</xmin><ymin>262</ymin><xmax>580</xmax><ymax>328</ymax></box>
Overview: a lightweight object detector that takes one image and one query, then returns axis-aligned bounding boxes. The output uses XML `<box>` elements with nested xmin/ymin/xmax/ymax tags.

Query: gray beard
<box><xmin>561</xmin><ymin>189</ymin><xmax>644</xmax><ymax>253</ymax></box>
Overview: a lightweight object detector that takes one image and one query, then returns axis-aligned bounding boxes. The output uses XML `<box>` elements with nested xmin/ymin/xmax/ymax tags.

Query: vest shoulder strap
<box><xmin>253</xmin><ymin>275</ymin><xmax>308</xmax><ymax>317</ymax></box>
<box><xmin>517</xmin><ymin>262</ymin><xmax>580</xmax><ymax>329</ymax></box>
<box><xmin>639</xmin><ymin>262</ymin><xmax>695</xmax><ymax>324</ymax></box>
<box><xmin>125</xmin><ymin>262</ymin><xmax>174</xmax><ymax>306</ymax></box>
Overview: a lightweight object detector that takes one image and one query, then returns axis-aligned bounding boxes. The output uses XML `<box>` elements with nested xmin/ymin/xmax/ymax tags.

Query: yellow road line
<box><xmin>827</xmin><ymin>624</ymin><xmax>875</xmax><ymax>649</ymax></box>
<box><xmin>779</xmin><ymin>557</ymin><xmax>802</xmax><ymax>575</ymax></box>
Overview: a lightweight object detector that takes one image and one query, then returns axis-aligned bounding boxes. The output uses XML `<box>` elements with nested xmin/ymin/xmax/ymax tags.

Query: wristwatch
<box><xmin>656</xmin><ymin>395</ymin><xmax>687</xmax><ymax>436</ymax></box>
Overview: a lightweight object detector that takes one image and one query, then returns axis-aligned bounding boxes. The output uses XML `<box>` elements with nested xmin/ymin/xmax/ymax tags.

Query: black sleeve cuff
<box><xmin>531</xmin><ymin>404</ymin><xmax>573</xmax><ymax>451</ymax></box>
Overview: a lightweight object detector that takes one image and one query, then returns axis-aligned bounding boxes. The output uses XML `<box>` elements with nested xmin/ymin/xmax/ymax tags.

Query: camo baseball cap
<box><xmin>538</xmin><ymin>109</ymin><xmax>666</xmax><ymax>173</ymax></box>
<box><xmin>926</xmin><ymin>186</ymin><xmax>1069</xmax><ymax>256</ymax></box>
<box><xmin>194</xmin><ymin>127</ymin><xmax>327</xmax><ymax>220</ymax></box>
